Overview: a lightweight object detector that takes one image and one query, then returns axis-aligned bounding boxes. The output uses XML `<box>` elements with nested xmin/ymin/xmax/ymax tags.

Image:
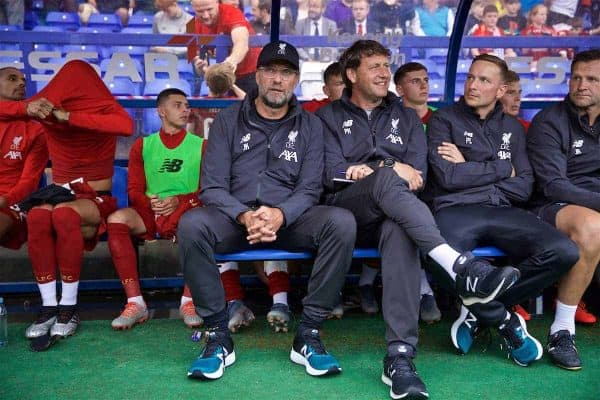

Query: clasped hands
<box><xmin>237</xmin><ymin>206</ymin><xmax>284</xmax><ymax>245</ymax></box>
<box><xmin>26</xmin><ymin>98</ymin><xmax>69</xmax><ymax>122</ymax></box>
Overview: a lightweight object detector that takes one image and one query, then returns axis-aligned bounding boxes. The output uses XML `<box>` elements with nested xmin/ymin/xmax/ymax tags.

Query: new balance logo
<box><xmin>466</xmin><ymin>276</ymin><xmax>479</xmax><ymax>292</ymax></box>
<box><xmin>159</xmin><ymin>159</ymin><xmax>184</xmax><ymax>172</ymax></box>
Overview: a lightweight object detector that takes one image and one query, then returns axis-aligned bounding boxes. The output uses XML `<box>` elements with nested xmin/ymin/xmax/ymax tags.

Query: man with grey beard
<box><xmin>177</xmin><ymin>41</ymin><xmax>356</xmax><ymax>381</ymax></box>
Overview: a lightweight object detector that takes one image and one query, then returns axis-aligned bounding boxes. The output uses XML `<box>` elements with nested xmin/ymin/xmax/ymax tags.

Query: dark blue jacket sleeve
<box><xmin>527</xmin><ymin>116</ymin><xmax>600</xmax><ymax>211</ymax></box>
<box><xmin>200</xmin><ymin>112</ymin><xmax>251</xmax><ymax>221</ymax></box>
<box><xmin>493</xmin><ymin>127</ymin><xmax>533</xmax><ymax>204</ymax></box>
<box><xmin>427</xmin><ymin>111</ymin><xmax>513</xmax><ymax>191</ymax></box>
<box><xmin>275</xmin><ymin>116</ymin><xmax>324</xmax><ymax>226</ymax></box>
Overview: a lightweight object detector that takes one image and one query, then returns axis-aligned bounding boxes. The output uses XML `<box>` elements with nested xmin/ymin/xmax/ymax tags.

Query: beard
<box><xmin>259</xmin><ymin>89</ymin><xmax>292</xmax><ymax>109</ymax></box>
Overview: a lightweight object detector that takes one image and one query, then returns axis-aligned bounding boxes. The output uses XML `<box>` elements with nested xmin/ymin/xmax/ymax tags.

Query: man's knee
<box><xmin>569</xmin><ymin>216</ymin><xmax>600</xmax><ymax>256</ymax></box>
<box><xmin>551</xmin><ymin>237</ymin><xmax>580</xmax><ymax>274</ymax></box>
<box><xmin>177</xmin><ymin>208</ymin><xmax>212</xmax><ymax>242</ymax></box>
<box><xmin>107</xmin><ymin>209</ymin><xmax>130</xmax><ymax>225</ymax></box>
<box><xmin>320</xmin><ymin>206</ymin><xmax>356</xmax><ymax>242</ymax></box>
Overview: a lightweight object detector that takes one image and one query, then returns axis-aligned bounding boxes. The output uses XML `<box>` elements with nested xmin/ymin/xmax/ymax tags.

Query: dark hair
<box><xmin>482</xmin><ymin>4</ymin><xmax>498</xmax><ymax>15</ymax></box>
<box><xmin>257</xmin><ymin>0</ymin><xmax>271</xmax><ymax>13</ymax></box>
<box><xmin>339</xmin><ymin>40</ymin><xmax>391</xmax><ymax>89</ymax></box>
<box><xmin>323</xmin><ymin>62</ymin><xmax>342</xmax><ymax>84</ymax></box>
<box><xmin>472</xmin><ymin>54</ymin><xmax>509</xmax><ymax>82</ymax></box>
<box><xmin>157</xmin><ymin>88</ymin><xmax>187</xmax><ymax>106</ymax></box>
<box><xmin>393</xmin><ymin>62</ymin><xmax>427</xmax><ymax>85</ymax></box>
<box><xmin>505</xmin><ymin>70</ymin><xmax>520</xmax><ymax>83</ymax></box>
<box><xmin>571</xmin><ymin>49</ymin><xmax>600</xmax><ymax>73</ymax></box>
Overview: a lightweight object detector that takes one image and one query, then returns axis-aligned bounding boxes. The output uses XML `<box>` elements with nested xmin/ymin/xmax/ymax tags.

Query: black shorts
<box><xmin>537</xmin><ymin>202</ymin><xmax>569</xmax><ymax>227</ymax></box>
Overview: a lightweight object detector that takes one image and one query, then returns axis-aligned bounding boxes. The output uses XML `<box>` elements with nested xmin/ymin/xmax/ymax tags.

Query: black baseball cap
<box><xmin>257</xmin><ymin>41</ymin><xmax>300</xmax><ymax>71</ymax></box>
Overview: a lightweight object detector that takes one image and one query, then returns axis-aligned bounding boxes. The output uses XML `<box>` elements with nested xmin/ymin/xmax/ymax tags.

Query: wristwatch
<box><xmin>382</xmin><ymin>158</ymin><xmax>395</xmax><ymax>168</ymax></box>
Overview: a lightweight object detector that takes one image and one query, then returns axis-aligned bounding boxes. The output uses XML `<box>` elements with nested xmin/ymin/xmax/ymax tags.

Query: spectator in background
<box><xmin>500</xmin><ymin>69</ymin><xmax>530</xmax><ymax>131</ymax></box>
<box><xmin>465</xmin><ymin>0</ymin><xmax>485</xmax><ymax>34</ymax></box>
<box><xmin>204</xmin><ymin>62</ymin><xmax>246</xmax><ymax>98</ymax></box>
<box><xmin>324</xmin><ymin>0</ymin><xmax>352</xmax><ymax>27</ymax></box>
<box><xmin>470</xmin><ymin>5</ymin><xmax>517</xmax><ymax>58</ymax></box>
<box><xmin>0</xmin><ymin>0</ymin><xmax>23</xmax><ymax>27</ymax></box>
<box><xmin>295</xmin><ymin>0</ymin><xmax>338</xmax><ymax>62</ymax></box>
<box><xmin>498</xmin><ymin>0</ymin><xmax>526</xmax><ymax>35</ymax></box>
<box><xmin>78</xmin><ymin>0</ymin><xmax>132</xmax><ymax>27</ymax></box>
<box><xmin>250</xmin><ymin>0</ymin><xmax>295</xmax><ymax>35</ymax></box>
<box><xmin>191</xmin><ymin>0</ymin><xmax>261</xmax><ymax>93</ymax></box>
<box><xmin>0</xmin><ymin>67</ymin><xmax>48</xmax><ymax>251</ymax></box>
<box><xmin>371</xmin><ymin>0</ymin><xmax>420</xmax><ymax>35</ymax></box>
<box><xmin>521</xmin><ymin>4</ymin><xmax>560</xmax><ymax>66</ymax></box>
<box><xmin>339</xmin><ymin>0</ymin><xmax>382</xmax><ymax>35</ymax></box>
<box><xmin>415</xmin><ymin>0</ymin><xmax>454</xmax><ymax>36</ymax></box>
<box><xmin>547</xmin><ymin>0</ymin><xmax>578</xmax><ymax>26</ymax></box>
<box><xmin>151</xmin><ymin>0</ymin><xmax>194</xmax><ymax>57</ymax></box>
<box><xmin>302</xmin><ymin>61</ymin><xmax>344</xmax><ymax>112</ymax></box>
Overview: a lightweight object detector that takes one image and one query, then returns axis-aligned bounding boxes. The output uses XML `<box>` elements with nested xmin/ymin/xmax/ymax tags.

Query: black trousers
<box><xmin>330</xmin><ymin>168</ymin><xmax>446</xmax><ymax>353</ymax></box>
<box><xmin>432</xmin><ymin>204</ymin><xmax>579</xmax><ymax>326</ymax></box>
<box><xmin>177</xmin><ymin>205</ymin><xmax>356</xmax><ymax>323</ymax></box>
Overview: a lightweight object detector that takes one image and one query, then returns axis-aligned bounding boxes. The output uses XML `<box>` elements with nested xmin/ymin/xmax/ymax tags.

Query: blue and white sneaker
<box><xmin>290</xmin><ymin>329</ymin><xmax>342</xmax><ymax>376</ymax></box>
<box><xmin>451</xmin><ymin>306</ymin><xmax>479</xmax><ymax>354</ymax></box>
<box><xmin>188</xmin><ymin>331</ymin><xmax>236</xmax><ymax>380</ymax></box>
<box><xmin>497</xmin><ymin>312</ymin><xmax>543</xmax><ymax>366</ymax></box>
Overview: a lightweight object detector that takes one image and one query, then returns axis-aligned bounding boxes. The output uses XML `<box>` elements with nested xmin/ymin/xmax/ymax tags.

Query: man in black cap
<box><xmin>178</xmin><ymin>40</ymin><xmax>356</xmax><ymax>380</ymax></box>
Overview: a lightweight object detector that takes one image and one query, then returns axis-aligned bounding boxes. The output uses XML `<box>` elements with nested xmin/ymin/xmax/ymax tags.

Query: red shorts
<box><xmin>0</xmin><ymin>207</ymin><xmax>27</xmax><ymax>250</ymax></box>
<box><xmin>134</xmin><ymin>198</ymin><xmax>200</xmax><ymax>242</ymax></box>
<box><xmin>70</xmin><ymin>181</ymin><xmax>118</xmax><ymax>251</ymax></box>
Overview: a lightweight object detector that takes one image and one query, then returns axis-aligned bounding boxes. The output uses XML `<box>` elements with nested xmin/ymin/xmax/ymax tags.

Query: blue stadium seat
<box><xmin>0</xmin><ymin>24</ymin><xmax>21</xmax><ymax>31</ymax></box>
<box><xmin>112</xmin><ymin>166</ymin><xmax>128</xmax><ymax>209</ymax></box>
<box><xmin>429</xmin><ymin>79</ymin><xmax>445</xmax><ymax>98</ymax></box>
<box><xmin>45</xmin><ymin>11</ymin><xmax>79</xmax><ymax>30</ymax></box>
<box><xmin>24</xmin><ymin>10</ymin><xmax>40</xmax><ymax>30</ymax></box>
<box><xmin>411</xmin><ymin>59</ymin><xmax>443</xmax><ymax>79</ymax></box>
<box><xmin>178</xmin><ymin>59</ymin><xmax>195</xmax><ymax>81</ymax></box>
<box><xmin>425</xmin><ymin>48</ymin><xmax>448</xmax><ymax>64</ymax></box>
<box><xmin>32</xmin><ymin>25</ymin><xmax>65</xmax><ymax>32</ymax></box>
<box><xmin>522</xmin><ymin>82</ymin><xmax>568</xmax><ymax>99</ymax></box>
<box><xmin>100</xmin><ymin>57</ymin><xmax>144</xmax><ymax>77</ymax></box>
<box><xmin>110</xmin><ymin>45</ymin><xmax>149</xmax><ymax>60</ymax></box>
<box><xmin>127</xmin><ymin>13</ymin><xmax>153</xmax><ymax>28</ymax></box>
<box><xmin>121</xmin><ymin>26</ymin><xmax>153</xmax><ymax>34</ymax></box>
<box><xmin>88</xmin><ymin>13</ymin><xmax>122</xmax><ymax>31</ymax></box>
<box><xmin>520</xmin><ymin>108</ymin><xmax>540</xmax><ymax>121</ymax></box>
<box><xmin>143</xmin><ymin>78</ymin><xmax>192</xmax><ymax>96</ymax></box>
<box><xmin>77</xmin><ymin>26</ymin><xmax>113</xmax><ymax>33</ymax></box>
<box><xmin>62</xmin><ymin>44</ymin><xmax>100</xmax><ymax>56</ymax></box>
<box><xmin>142</xmin><ymin>109</ymin><xmax>161</xmax><ymax>135</ymax></box>
<box><xmin>106</xmin><ymin>78</ymin><xmax>138</xmax><ymax>96</ymax></box>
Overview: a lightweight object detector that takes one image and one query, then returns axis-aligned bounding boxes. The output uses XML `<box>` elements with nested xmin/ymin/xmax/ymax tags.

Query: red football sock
<box><xmin>220</xmin><ymin>269</ymin><xmax>244</xmax><ymax>302</ymax></box>
<box><xmin>182</xmin><ymin>285</ymin><xmax>192</xmax><ymax>299</ymax></box>
<box><xmin>107</xmin><ymin>222</ymin><xmax>142</xmax><ymax>298</ymax></box>
<box><xmin>27</xmin><ymin>208</ymin><xmax>57</xmax><ymax>283</ymax></box>
<box><xmin>267</xmin><ymin>271</ymin><xmax>290</xmax><ymax>297</ymax></box>
<box><xmin>52</xmin><ymin>207</ymin><xmax>83</xmax><ymax>282</ymax></box>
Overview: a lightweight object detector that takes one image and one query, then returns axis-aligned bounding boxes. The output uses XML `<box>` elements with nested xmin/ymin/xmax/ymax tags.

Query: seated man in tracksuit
<box><xmin>426</xmin><ymin>54</ymin><xmax>579</xmax><ymax>367</ymax></box>
<box><xmin>177</xmin><ymin>41</ymin><xmax>356</xmax><ymax>381</ymax></box>
<box><xmin>316</xmin><ymin>40</ymin><xmax>520</xmax><ymax>400</ymax></box>
<box><xmin>527</xmin><ymin>49</ymin><xmax>600</xmax><ymax>370</ymax></box>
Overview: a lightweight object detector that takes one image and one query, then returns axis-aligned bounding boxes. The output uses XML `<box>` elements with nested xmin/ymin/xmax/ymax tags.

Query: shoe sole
<box><xmin>267</xmin><ymin>313</ymin><xmax>289</xmax><ymax>333</ymax></box>
<box><xmin>381</xmin><ymin>374</ymin><xmax>429</xmax><ymax>399</ymax></box>
<box><xmin>112</xmin><ymin>315</ymin><xmax>149</xmax><ymax>330</ymax></box>
<box><xmin>460</xmin><ymin>267</ymin><xmax>520</xmax><ymax>306</ymax></box>
<box><xmin>511</xmin><ymin>313</ymin><xmax>543</xmax><ymax>367</ymax></box>
<box><xmin>187</xmin><ymin>351</ymin><xmax>236</xmax><ymax>380</ymax></box>
<box><xmin>228</xmin><ymin>310</ymin><xmax>255</xmax><ymax>333</ymax></box>
<box><xmin>290</xmin><ymin>348</ymin><xmax>342</xmax><ymax>376</ymax></box>
<box><xmin>450</xmin><ymin>306</ymin><xmax>472</xmax><ymax>354</ymax></box>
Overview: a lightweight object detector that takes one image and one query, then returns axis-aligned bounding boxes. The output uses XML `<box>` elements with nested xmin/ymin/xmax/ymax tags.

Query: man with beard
<box><xmin>177</xmin><ymin>41</ymin><xmax>356</xmax><ymax>381</ymax></box>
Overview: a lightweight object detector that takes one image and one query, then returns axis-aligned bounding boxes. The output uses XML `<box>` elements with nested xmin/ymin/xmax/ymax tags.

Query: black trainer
<box><xmin>290</xmin><ymin>328</ymin><xmax>342</xmax><ymax>376</ymax></box>
<box><xmin>381</xmin><ymin>354</ymin><xmax>429</xmax><ymax>399</ymax></box>
<box><xmin>547</xmin><ymin>330</ymin><xmax>582</xmax><ymax>371</ymax></box>
<box><xmin>454</xmin><ymin>252</ymin><xmax>520</xmax><ymax>306</ymax></box>
<box><xmin>188</xmin><ymin>330</ymin><xmax>236</xmax><ymax>380</ymax></box>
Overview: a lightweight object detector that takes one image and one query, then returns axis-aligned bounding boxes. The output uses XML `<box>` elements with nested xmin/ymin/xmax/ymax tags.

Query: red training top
<box><xmin>0</xmin><ymin>60</ymin><xmax>134</xmax><ymax>184</ymax></box>
<box><xmin>194</xmin><ymin>4</ymin><xmax>260</xmax><ymax>78</ymax></box>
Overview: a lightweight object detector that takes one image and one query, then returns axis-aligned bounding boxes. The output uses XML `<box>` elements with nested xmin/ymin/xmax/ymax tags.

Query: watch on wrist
<box><xmin>382</xmin><ymin>158</ymin><xmax>395</xmax><ymax>168</ymax></box>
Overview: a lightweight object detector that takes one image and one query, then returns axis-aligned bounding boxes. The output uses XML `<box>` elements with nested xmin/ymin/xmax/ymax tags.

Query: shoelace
<box><xmin>57</xmin><ymin>307</ymin><xmax>76</xmax><ymax>324</ymax></box>
<box><xmin>121</xmin><ymin>303</ymin><xmax>143</xmax><ymax>318</ymax></box>
<box><xmin>201</xmin><ymin>331</ymin><xmax>227</xmax><ymax>358</ymax></box>
<box><xmin>304</xmin><ymin>330</ymin><xmax>327</xmax><ymax>355</ymax></box>
<box><xmin>180</xmin><ymin>302</ymin><xmax>196</xmax><ymax>316</ymax></box>
<box><xmin>551</xmin><ymin>332</ymin><xmax>575</xmax><ymax>351</ymax></box>
<box><xmin>499</xmin><ymin>319</ymin><xmax>524</xmax><ymax>350</ymax></box>
<box><xmin>388</xmin><ymin>355</ymin><xmax>416</xmax><ymax>377</ymax></box>
<box><xmin>36</xmin><ymin>307</ymin><xmax>58</xmax><ymax>323</ymax></box>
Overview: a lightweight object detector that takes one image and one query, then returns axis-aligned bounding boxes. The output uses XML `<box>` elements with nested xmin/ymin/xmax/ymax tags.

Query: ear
<box><xmin>323</xmin><ymin>84</ymin><xmax>331</xmax><ymax>98</ymax></box>
<box><xmin>346</xmin><ymin>68</ymin><xmax>357</xmax><ymax>85</ymax></box>
<box><xmin>395</xmin><ymin>84</ymin><xmax>404</xmax><ymax>97</ymax></box>
<box><xmin>496</xmin><ymin>83</ymin><xmax>508</xmax><ymax>100</ymax></box>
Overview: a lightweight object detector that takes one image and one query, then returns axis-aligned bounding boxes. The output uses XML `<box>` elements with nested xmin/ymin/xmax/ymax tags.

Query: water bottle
<box><xmin>0</xmin><ymin>297</ymin><xmax>7</xmax><ymax>347</ymax></box>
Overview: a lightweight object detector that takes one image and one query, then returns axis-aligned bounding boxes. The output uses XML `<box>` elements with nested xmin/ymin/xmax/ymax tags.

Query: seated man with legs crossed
<box><xmin>316</xmin><ymin>40</ymin><xmax>521</xmax><ymax>400</ymax></box>
<box><xmin>527</xmin><ymin>49</ymin><xmax>600</xmax><ymax>370</ymax></box>
<box><xmin>106</xmin><ymin>88</ymin><xmax>204</xmax><ymax>330</ymax></box>
<box><xmin>426</xmin><ymin>54</ymin><xmax>579</xmax><ymax>367</ymax></box>
<box><xmin>177</xmin><ymin>41</ymin><xmax>356</xmax><ymax>380</ymax></box>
